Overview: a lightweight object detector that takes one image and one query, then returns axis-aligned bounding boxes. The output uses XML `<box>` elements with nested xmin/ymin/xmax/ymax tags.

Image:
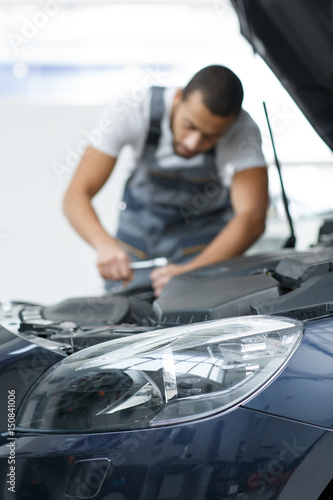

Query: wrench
<box><xmin>130</xmin><ymin>257</ymin><xmax>169</xmax><ymax>270</ymax></box>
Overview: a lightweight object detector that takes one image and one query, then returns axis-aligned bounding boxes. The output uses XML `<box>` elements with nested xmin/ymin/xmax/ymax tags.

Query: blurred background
<box><xmin>1</xmin><ymin>0</ymin><xmax>332</xmax><ymax>303</ymax></box>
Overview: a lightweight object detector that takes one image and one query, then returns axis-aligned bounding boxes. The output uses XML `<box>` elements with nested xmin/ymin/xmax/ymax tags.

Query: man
<box><xmin>63</xmin><ymin>65</ymin><xmax>268</xmax><ymax>296</ymax></box>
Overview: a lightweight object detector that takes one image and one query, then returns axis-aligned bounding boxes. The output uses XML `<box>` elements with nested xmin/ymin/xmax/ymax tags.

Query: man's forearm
<box><xmin>185</xmin><ymin>166</ymin><xmax>269</xmax><ymax>272</ymax></box>
<box><xmin>62</xmin><ymin>148</ymin><xmax>133</xmax><ymax>282</ymax></box>
<box><xmin>185</xmin><ymin>211</ymin><xmax>266</xmax><ymax>272</ymax></box>
<box><xmin>62</xmin><ymin>146</ymin><xmax>120</xmax><ymax>251</ymax></box>
<box><xmin>63</xmin><ymin>193</ymin><xmax>116</xmax><ymax>251</ymax></box>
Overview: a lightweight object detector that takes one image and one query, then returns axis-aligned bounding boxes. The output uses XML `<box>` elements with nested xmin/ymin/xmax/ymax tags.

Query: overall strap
<box><xmin>146</xmin><ymin>86</ymin><xmax>166</xmax><ymax>146</ymax></box>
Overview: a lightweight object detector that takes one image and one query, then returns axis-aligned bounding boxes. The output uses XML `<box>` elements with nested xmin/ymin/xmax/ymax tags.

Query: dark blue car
<box><xmin>1</xmin><ymin>1</ymin><xmax>333</xmax><ymax>498</ymax></box>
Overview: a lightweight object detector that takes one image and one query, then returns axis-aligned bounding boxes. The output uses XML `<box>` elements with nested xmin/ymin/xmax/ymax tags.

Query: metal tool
<box><xmin>130</xmin><ymin>257</ymin><xmax>169</xmax><ymax>270</ymax></box>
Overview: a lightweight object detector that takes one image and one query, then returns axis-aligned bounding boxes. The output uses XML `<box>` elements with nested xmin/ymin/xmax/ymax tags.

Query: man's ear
<box><xmin>174</xmin><ymin>88</ymin><xmax>183</xmax><ymax>105</ymax></box>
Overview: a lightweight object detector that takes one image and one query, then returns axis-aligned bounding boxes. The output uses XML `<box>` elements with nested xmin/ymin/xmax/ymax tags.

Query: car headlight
<box><xmin>17</xmin><ymin>316</ymin><xmax>303</xmax><ymax>432</ymax></box>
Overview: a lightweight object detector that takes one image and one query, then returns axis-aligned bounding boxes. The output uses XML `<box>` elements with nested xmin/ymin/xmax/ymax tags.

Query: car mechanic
<box><xmin>63</xmin><ymin>65</ymin><xmax>269</xmax><ymax>296</ymax></box>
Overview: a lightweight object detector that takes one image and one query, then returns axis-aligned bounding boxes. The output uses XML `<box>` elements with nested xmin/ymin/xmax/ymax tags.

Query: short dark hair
<box><xmin>182</xmin><ymin>65</ymin><xmax>244</xmax><ymax>116</ymax></box>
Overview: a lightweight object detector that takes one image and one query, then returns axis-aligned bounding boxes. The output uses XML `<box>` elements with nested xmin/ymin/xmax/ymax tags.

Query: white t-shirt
<box><xmin>90</xmin><ymin>87</ymin><xmax>266</xmax><ymax>187</ymax></box>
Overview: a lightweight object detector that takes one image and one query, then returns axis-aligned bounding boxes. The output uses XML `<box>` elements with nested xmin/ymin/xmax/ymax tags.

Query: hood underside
<box><xmin>231</xmin><ymin>0</ymin><xmax>333</xmax><ymax>151</ymax></box>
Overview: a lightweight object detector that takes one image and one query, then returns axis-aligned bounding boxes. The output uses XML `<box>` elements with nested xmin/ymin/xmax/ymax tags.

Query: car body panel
<box><xmin>244</xmin><ymin>316</ymin><xmax>333</xmax><ymax>428</ymax></box>
<box><xmin>0</xmin><ymin>408</ymin><xmax>329</xmax><ymax>500</ymax></box>
<box><xmin>230</xmin><ymin>0</ymin><xmax>333</xmax><ymax>151</ymax></box>
<box><xmin>0</xmin><ymin>325</ymin><xmax>65</xmax><ymax>433</ymax></box>
<box><xmin>0</xmin><ymin>314</ymin><xmax>332</xmax><ymax>499</ymax></box>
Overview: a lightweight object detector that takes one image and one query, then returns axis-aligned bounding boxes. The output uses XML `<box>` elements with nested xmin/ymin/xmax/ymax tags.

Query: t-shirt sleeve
<box><xmin>88</xmin><ymin>89</ymin><xmax>150</xmax><ymax>159</ymax></box>
<box><xmin>216</xmin><ymin>110</ymin><xmax>267</xmax><ymax>186</ymax></box>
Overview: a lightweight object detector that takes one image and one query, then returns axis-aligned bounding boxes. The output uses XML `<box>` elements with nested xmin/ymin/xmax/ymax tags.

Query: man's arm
<box><xmin>150</xmin><ymin>166</ymin><xmax>269</xmax><ymax>295</ymax></box>
<box><xmin>63</xmin><ymin>145</ymin><xmax>133</xmax><ymax>282</ymax></box>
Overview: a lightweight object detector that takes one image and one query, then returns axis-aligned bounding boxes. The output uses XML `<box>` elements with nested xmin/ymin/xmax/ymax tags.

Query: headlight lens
<box><xmin>17</xmin><ymin>316</ymin><xmax>303</xmax><ymax>432</ymax></box>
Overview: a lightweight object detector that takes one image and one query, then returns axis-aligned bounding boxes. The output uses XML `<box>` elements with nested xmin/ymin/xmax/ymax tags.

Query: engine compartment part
<box><xmin>43</xmin><ymin>295</ymin><xmax>131</xmax><ymax>324</ymax></box>
<box><xmin>3</xmin><ymin>247</ymin><xmax>333</xmax><ymax>356</ymax></box>
<box><xmin>273</xmin><ymin>248</ymin><xmax>333</xmax><ymax>288</ymax></box>
<box><xmin>153</xmin><ymin>274</ymin><xmax>280</xmax><ymax>324</ymax></box>
<box><xmin>253</xmin><ymin>273</ymin><xmax>333</xmax><ymax>320</ymax></box>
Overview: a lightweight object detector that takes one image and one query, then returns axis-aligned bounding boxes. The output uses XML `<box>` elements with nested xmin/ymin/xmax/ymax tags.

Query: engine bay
<box><xmin>2</xmin><ymin>244</ymin><xmax>333</xmax><ymax>355</ymax></box>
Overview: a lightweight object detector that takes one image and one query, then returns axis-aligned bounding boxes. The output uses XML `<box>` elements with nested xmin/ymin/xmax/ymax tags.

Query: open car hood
<box><xmin>231</xmin><ymin>0</ymin><xmax>333</xmax><ymax>151</ymax></box>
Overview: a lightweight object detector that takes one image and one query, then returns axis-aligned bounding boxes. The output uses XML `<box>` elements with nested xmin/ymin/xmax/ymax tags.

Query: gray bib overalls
<box><xmin>107</xmin><ymin>86</ymin><xmax>233</xmax><ymax>291</ymax></box>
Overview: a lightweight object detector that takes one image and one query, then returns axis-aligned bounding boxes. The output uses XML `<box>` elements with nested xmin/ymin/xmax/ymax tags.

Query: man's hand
<box><xmin>150</xmin><ymin>263</ymin><xmax>190</xmax><ymax>297</ymax></box>
<box><xmin>97</xmin><ymin>240</ymin><xmax>133</xmax><ymax>284</ymax></box>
